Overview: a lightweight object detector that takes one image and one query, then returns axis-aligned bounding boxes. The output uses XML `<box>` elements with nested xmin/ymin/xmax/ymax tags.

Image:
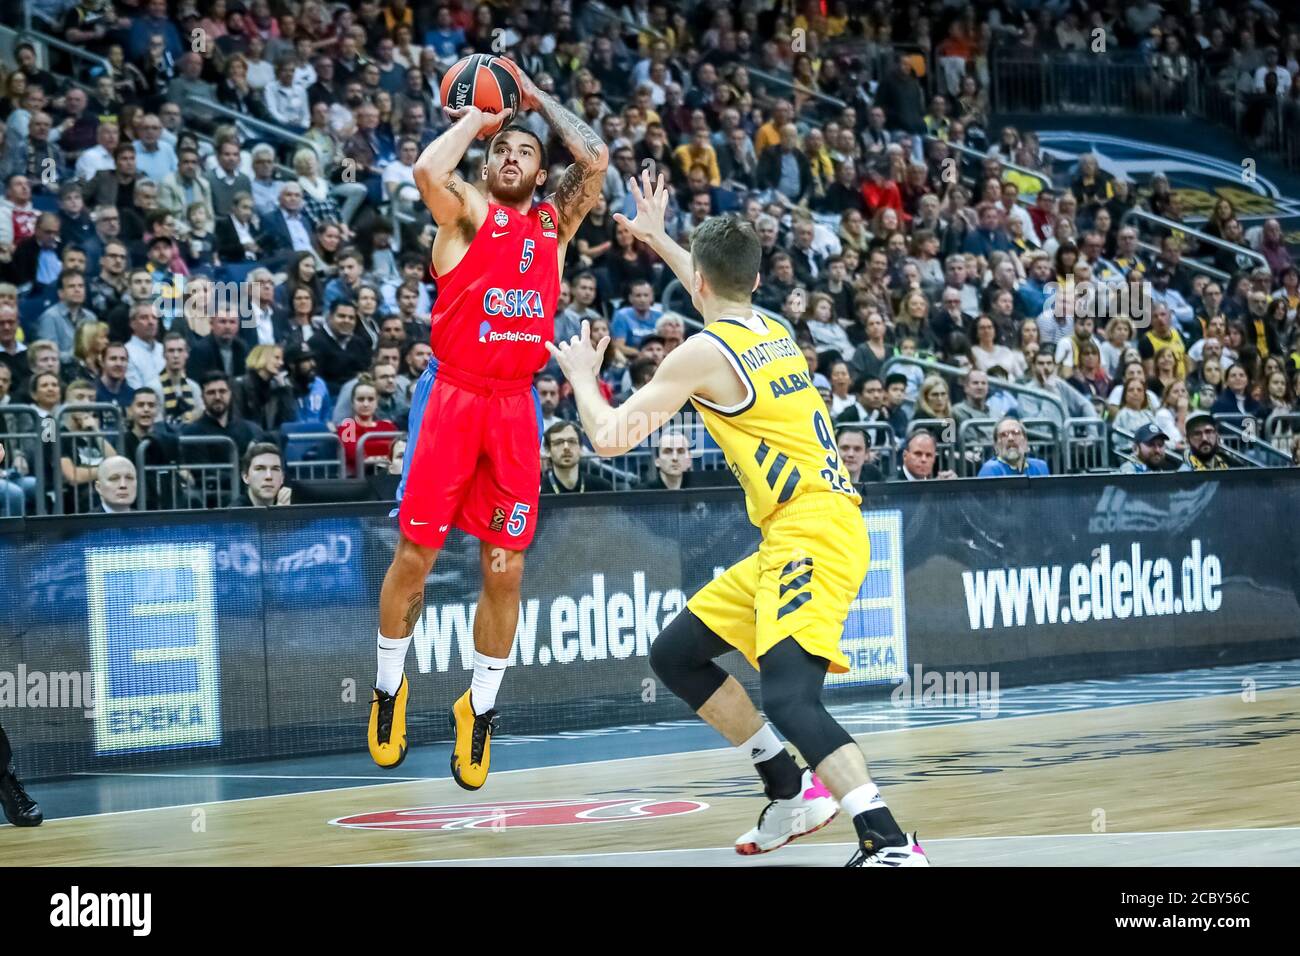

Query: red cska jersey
<box><xmin>428</xmin><ymin>200</ymin><xmax>561</xmax><ymax>383</ymax></box>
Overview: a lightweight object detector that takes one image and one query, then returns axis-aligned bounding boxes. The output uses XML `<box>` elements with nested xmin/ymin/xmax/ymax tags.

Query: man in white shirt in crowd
<box><xmin>249</xmin><ymin>145</ymin><xmax>284</xmax><ymax>218</ymax></box>
<box><xmin>264</xmin><ymin>58</ymin><xmax>311</xmax><ymax>131</ymax></box>
<box><xmin>125</xmin><ymin>302</ymin><xmax>166</xmax><ymax>388</ymax></box>
<box><xmin>132</xmin><ymin>113</ymin><xmax>178</xmax><ymax>185</ymax></box>
<box><xmin>243</xmin><ymin>269</ymin><xmax>280</xmax><ymax>347</ymax></box>
<box><xmin>76</xmin><ymin>122</ymin><xmax>120</xmax><ymax>183</ymax></box>
<box><xmin>382</xmin><ymin>138</ymin><xmax>419</xmax><ymax>202</ymax></box>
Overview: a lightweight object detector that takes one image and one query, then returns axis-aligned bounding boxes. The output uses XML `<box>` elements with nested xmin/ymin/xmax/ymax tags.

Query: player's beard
<box><xmin>488</xmin><ymin>166</ymin><xmax>536</xmax><ymax>205</ymax></box>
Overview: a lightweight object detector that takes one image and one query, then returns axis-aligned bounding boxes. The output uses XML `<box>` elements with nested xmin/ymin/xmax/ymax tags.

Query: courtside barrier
<box><xmin>3</xmin><ymin>468</ymin><xmax>1299</xmax><ymax>778</ymax></box>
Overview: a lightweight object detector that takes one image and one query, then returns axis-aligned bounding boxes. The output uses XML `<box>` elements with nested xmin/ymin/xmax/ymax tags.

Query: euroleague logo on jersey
<box><xmin>538</xmin><ymin>208</ymin><xmax>557</xmax><ymax>238</ymax></box>
<box><xmin>329</xmin><ymin>797</ymin><xmax>709</xmax><ymax>831</ymax></box>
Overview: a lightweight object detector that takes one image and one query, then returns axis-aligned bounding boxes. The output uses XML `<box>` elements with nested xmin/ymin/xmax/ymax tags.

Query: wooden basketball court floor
<box><xmin>3</xmin><ymin>660</ymin><xmax>1298</xmax><ymax>867</ymax></box>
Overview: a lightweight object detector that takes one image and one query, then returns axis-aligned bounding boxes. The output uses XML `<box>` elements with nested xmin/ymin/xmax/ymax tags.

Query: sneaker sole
<box><xmin>735</xmin><ymin>808</ymin><xmax>839</xmax><ymax>856</ymax></box>
<box><xmin>371</xmin><ymin>742</ymin><xmax>408</xmax><ymax>770</ymax></box>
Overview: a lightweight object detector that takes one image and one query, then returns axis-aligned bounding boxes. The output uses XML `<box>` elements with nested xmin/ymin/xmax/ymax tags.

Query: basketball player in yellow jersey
<box><xmin>548</xmin><ymin>171</ymin><xmax>929</xmax><ymax>867</ymax></box>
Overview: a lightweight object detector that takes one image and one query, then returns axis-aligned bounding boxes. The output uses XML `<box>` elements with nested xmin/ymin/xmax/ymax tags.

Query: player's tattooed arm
<box><xmin>536</xmin><ymin>92</ymin><xmax>609</xmax><ymax>241</ymax></box>
<box><xmin>413</xmin><ymin>106</ymin><xmax>493</xmax><ymax>232</ymax></box>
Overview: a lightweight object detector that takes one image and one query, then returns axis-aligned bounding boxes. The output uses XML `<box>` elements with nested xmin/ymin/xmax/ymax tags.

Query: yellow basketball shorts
<box><xmin>686</xmin><ymin>492</ymin><xmax>870</xmax><ymax>674</ymax></box>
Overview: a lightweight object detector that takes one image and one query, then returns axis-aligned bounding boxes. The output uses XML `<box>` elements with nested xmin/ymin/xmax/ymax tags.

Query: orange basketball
<box><xmin>439</xmin><ymin>54</ymin><xmax>522</xmax><ymax>121</ymax></box>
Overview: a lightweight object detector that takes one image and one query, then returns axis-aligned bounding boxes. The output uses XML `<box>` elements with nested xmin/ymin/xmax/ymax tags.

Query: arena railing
<box><xmin>1213</xmin><ymin>416</ymin><xmax>1292</xmax><ymax>468</ymax></box>
<box><xmin>586</xmin><ymin>4</ymin><xmax>665</xmax><ymax>42</ymax></box>
<box><xmin>1266</xmin><ymin>413</ymin><xmax>1300</xmax><ymax>449</ymax></box>
<box><xmin>184</xmin><ymin>95</ymin><xmax>325</xmax><ymax>164</ymax></box>
<box><xmin>831</xmin><ymin>420</ymin><xmax>898</xmax><ymax>480</ymax></box>
<box><xmin>50</xmin><ymin>403</ymin><xmax>124</xmax><ymax>517</ymax></box>
<box><xmin>924</xmin><ymin>134</ymin><xmax>1053</xmax><ymax>196</ymax></box>
<box><xmin>355</xmin><ymin>430</ymin><xmax>406</xmax><ymax>478</ymax></box>
<box><xmin>1113</xmin><ymin>419</ymin><xmax>1271</xmax><ymax>470</ymax></box>
<box><xmin>956</xmin><ymin>416</ymin><xmax>998</xmax><ymax>476</ymax></box>
<box><xmin>177</xmin><ymin>434</ymin><xmax>241</xmax><ymax>509</ymax></box>
<box><xmin>1064</xmin><ymin>417</ymin><xmax>1113</xmax><ymax>473</ymax></box>
<box><xmin>130</xmin><ymin>434</ymin><xmax>249</xmax><ymax>511</ymax></box>
<box><xmin>1020</xmin><ymin>417</ymin><xmax>1065</xmax><ymax>474</ymax></box>
<box><xmin>988</xmin><ymin>47</ymin><xmax>1203</xmax><ymax>119</ymax></box>
<box><xmin>0</xmin><ymin>405</ymin><xmax>48</xmax><ymax>516</ymax></box>
<box><xmin>988</xmin><ymin>47</ymin><xmax>1300</xmax><ymax>175</ymax></box>
<box><xmin>954</xmin><ymin>415</ymin><xmax>1065</xmax><ymax>474</ymax></box>
<box><xmin>881</xmin><ymin>354</ymin><xmax>1069</xmax><ymax>422</ymax></box>
<box><xmin>1120</xmin><ymin>208</ymin><xmax>1270</xmax><ymax>276</ymax></box>
<box><xmin>282</xmin><ymin>430</ymin><xmax>346</xmax><ymax>482</ymax></box>
<box><xmin>15</xmin><ymin>27</ymin><xmax>112</xmax><ymax>80</ymax></box>
<box><xmin>901</xmin><ymin>416</ymin><xmax>958</xmax><ymax>473</ymax></box>
<box><xmin>745</xmin><ymin>64</ymin><xmax>847</xmax><ymax>111</ymax></box>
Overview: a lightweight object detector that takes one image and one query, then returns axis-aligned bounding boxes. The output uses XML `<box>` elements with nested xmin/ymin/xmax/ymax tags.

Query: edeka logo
<box><xmin>410</xmin><ymin>572</ymin><xmax>688</xmax><ymax>672</ymax></box>
<box><xmin>962</xmin><ymin>539</ymin><xmax>1223</xmax><ymax>631</ymax></box>
<box><xmin>831</xmin><ymin>509</ymin><xmax>908</xmax><ymax>688</ymax></box>
<box><xmin>330</xmin><ymin>798</ymin><xmax>708</xmax><ymax>831</ymax></box>
<box><xmin>85</xmin><ymin>545</ymin><xmax>221</xmax><ymax>754</ymax></box>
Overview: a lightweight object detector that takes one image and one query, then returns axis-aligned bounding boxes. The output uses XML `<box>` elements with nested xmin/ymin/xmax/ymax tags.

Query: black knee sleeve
<box><xmin>0</xmin><ymin>721</ymin><xmax>11</xmax><ymax>769</ymax></box>
<box><xmin>649</xmin><ymin>608</ymin><xmax>733</xmax><ymax>710</ymax></box>
<box><xmin>759</xmin><ymin>638</ymin><xmax>854</xmax><ymax>768</ymax></box>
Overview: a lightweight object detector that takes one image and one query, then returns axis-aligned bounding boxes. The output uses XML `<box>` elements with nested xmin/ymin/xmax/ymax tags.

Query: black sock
<box><xmin>755</xmin><ymin>749</ymin><xmax>802</xmax><ymax>800</ymax></box>
<box><xmin>853</xmin><ymin>808</ymin><xmax>907</xmax><ymax>846</ymax></box>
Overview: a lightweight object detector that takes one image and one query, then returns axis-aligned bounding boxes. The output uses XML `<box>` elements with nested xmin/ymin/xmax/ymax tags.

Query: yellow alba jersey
<box><xmin>691</xmin><ymin>313</ymin><xmax>861</xmax><ymax>526</ymax></box>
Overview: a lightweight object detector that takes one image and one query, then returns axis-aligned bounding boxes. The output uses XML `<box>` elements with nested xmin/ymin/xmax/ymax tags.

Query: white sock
<box><xmin>840</xmin><ymin>782</ymin><xmax>888</xmax><ymax>818</ymax></box>
<box><xmin>739</xmin><ymin>723</ymin><xmax>785</xmax><ymax>764</ymax></box>
<box><xmin>375</xmin><ymin>631</ymin><xmax>411</xmax><ymax>695</ymax></box>
<box><xmin>470</xmin><ymin>651</ymin><xmax>509</xmax><ymax>713</ymax></box>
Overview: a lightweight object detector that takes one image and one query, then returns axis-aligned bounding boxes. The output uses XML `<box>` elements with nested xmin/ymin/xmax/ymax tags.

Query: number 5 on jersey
<box><xmin>519</xmin><ymin>238</ymin><xmax>534</xmax><ymax>273</ymax></box>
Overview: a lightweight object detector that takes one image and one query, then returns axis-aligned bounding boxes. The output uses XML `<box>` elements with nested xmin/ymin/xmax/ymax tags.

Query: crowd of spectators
<box><xmin>2</xmin><ymin>0</ymin><xmax>1300</xmax><ymax>515</ymax></box>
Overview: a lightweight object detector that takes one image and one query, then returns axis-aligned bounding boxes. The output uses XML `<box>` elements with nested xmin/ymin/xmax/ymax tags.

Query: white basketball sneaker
<box><xmin>735</xmin><ymin>768</ymin><xmax>839</xmax><ymax>855</ymax></box>
<box><xmin>846</xmin><ymin>831</ymin><xmax>931</xmax><ymax>867</ymax></box>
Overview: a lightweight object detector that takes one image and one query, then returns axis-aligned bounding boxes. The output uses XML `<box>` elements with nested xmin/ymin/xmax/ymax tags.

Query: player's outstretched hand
<box><xmin>445</xmin><ymin>105</ymin><xmax>508</xmax><ymax>140</ymax></box>
<box><xmin>613</xmin><ymin>167</ymin><xmax>669</xmax><ymax>245</ymax></box>
<box><xmin>546</xmin><ymin>319</ymin><xmax>609</xmax><ymax>384</ymax></box>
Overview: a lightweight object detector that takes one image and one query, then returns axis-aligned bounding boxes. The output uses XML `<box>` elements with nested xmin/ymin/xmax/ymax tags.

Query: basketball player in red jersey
<box><xmin>366</xmin><ymin>62</ymin><xmax>608</xmax><ymax>790</ymax></box>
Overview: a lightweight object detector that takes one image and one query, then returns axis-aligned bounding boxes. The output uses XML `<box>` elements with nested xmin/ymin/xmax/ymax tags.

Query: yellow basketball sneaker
<box><xmin>449</xmin><ymin>689</ymin><xmax>498</xmax><ymax>791</ymax></box>
<box><xmin>368</xmin><ymin>675</ymin><xmax>409</xmax><ymax>769</ymax></box>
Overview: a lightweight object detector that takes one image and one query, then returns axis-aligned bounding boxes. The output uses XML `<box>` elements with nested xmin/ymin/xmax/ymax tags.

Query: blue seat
<box><xmin>18</xmin><ymin>292</ymin><xmax>56</xmax><ymax>341</ymax></box>
<box><xmin>279</xmin><ymin>422</ymin><xmax>340</xmax><ymax>464</ymax></box>
<box><xmin>215</xmin><ymin>262</ymin><xmax>259</xmax><ymax>285</ymax></box>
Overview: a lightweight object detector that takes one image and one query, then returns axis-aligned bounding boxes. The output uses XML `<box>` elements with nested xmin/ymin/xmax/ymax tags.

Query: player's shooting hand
<box><xmin>545</xmin><ymin>319</ymin><xmax>609</xmax><ymax>383</ymax></box>
<box><xmin>498</xmin><ymin>58</ymin><xmax>542</xmax><ymax>111</ymax></box>
<box><xmin>612</xmin><ymin>168</ymin><xmax>669</xmax><ymax>245</ymax></box>
<box><xmin>445</xmin><ymin>105</ymin><xmax>507</xmax><ymax>140</ymax></box>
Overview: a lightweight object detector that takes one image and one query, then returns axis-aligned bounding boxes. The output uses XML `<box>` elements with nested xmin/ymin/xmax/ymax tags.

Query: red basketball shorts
<box><xmin>396</xmin><ymin>358</ymin><xmax>542</xmax><ymax>550</ymax></box>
